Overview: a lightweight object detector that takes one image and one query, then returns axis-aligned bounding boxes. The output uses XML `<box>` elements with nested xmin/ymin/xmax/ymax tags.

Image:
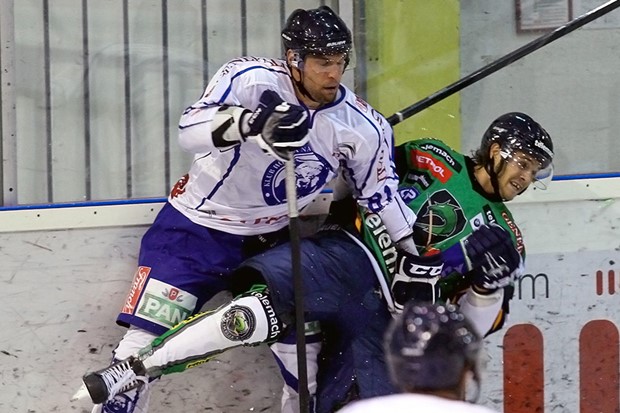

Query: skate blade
<box><xmin>70</xmin><ymin>382</ymin><xmax>90</xmax><ymax>402</ymax></box>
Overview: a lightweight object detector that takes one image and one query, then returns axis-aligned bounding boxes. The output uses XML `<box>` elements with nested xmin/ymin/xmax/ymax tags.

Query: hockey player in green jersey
<box><xmin>76</xmin><ymin>112</ymin><xmax>554</xmax><ymax>412</ymax></box>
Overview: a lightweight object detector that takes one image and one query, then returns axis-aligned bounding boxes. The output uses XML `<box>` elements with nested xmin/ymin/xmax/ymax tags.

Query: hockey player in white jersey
<box><xmin>337</xmin><ymin>301</ymin><xmax>499</xmax><ymax>413</ymax></box>
<box><xmin>83</xmin><ymin>5</ymin><xmax>416</xmax><ymax>413</ymax></box>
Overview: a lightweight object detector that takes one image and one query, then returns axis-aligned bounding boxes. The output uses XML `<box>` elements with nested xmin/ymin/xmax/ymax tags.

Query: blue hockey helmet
<box><xmin>281</xmin><ymin>6</ymin><xmax>352</xmax><ymax>58</ymax></box>
<box><xmin>384</xmin><ymin>302</ymin><xmax>481</xmax><ymax>392</ymax></box>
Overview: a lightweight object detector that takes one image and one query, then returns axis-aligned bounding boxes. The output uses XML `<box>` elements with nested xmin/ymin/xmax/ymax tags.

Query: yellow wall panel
<box><xmin>365</xmin><ymin>0</ymin><xmax>460</xmax><ymax>149</ymax></box>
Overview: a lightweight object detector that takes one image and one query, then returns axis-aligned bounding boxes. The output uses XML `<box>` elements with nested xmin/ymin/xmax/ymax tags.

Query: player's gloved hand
<box><xmin>441</xmin><ymin>223</ymin><xmax>521</xmax><ymax>292</ymax></box>
<box><xmin>390</xmin><ymin>250</ymin><xmax>444</xmax><ymax>313</ymax></box>
<box><xmin>461</xmin><ymin>224</ymin><xmax>520</xmax><ymax>271</ymax></box>
<box><xmin>243</xmin><ymin>90</ymin><xmax>309</xmax><ymax>161</ymax></box>
<box><xmin>471</xmin><ymin>250</ymin><xmax>522</xmax><ymax>293</ymax></box>
<box><xmin>441</xmin><ymin>224</ymin><xmax>519</xmax><ymax>271</ymax></box>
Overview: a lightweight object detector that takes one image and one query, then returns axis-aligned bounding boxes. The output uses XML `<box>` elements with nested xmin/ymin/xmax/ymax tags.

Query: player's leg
<box><xmin>239</xmin><ymin>229</ymin><xmax>384</xmax><ymax>413</ymax></box>
<box><xmin>86</xmin><ymin>327</ymin><xmax>159</xmax><ymax>413</ymax></box>
<box><xmin>82</xmin><ymin>283</ymin><xmax>284</xmax><ymax>403</ymax></box>
<box><xmin>269</xmin><ymin>323</ymin><xmax>322</xmax><ymax>413</ymax></box>
<box><xmin>89</xmin><ymin>203</ymin><xmax>252</xmax><ymax>413</ymax></box>
<box><xmin>314</xmin><ymin>283</ymin><xmax>397</xmax><ymax>413</ymax></box>
<box><xmin>82</xmin><ymin>229</ymin><xmax>370</xmax><ymax>409</ymax></box>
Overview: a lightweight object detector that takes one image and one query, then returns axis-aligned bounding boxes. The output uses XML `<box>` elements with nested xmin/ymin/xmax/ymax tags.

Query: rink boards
<box><xmin>0</xmin><ymin>180</ymin><xmax>618</xmax><ymax>412</ymax></box>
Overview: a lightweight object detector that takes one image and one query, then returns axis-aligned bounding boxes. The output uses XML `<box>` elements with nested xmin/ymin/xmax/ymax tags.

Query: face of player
<box><xmin>492</xmin><ymin>147</ymin><xmax>541</xmax><ymax>201</ymax></box>
<box><xmin>291</xmin><ymin>52</ymin><xmax>347</xmax><ymax>109</ymax></box>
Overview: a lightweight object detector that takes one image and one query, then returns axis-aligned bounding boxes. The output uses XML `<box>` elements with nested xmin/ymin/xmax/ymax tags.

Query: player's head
<box><xmin>281</xmin><ymin>6</ymin><xmax>352</xmax><ymax>108</ymax></box>
<box><xmin>384</xmin><ymin>301</ymin><xmax>482</xmax><ymax>400</ymax></box>
<box><xmin>474</xmin><ymin>112</ymin><xmax>554</xmax><ymax>201</ymax></box>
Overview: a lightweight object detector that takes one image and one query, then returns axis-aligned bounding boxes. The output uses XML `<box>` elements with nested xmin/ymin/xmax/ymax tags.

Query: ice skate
<box><xmin>80</xmin><ymin>356</ymin><xmax>148</xmax><ymax>404</ymax></box>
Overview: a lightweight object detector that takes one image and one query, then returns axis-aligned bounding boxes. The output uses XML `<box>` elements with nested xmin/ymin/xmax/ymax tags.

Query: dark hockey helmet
<box><xmin>480</xmin><ymin>112</ymin><xmax>554</xmax><ymax>187</ymax></box>
<box><xmin>281</xmin><ymin>6</ymin><xmax>352</xmax><ymax>58</ymax></box>
<box><xmin>384</xmin><ymin>302</ymin><xmax>481</xmax><ymax>392</ymax></box>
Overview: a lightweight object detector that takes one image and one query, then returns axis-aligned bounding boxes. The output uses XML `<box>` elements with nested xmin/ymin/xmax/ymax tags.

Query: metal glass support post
<box><xmin>0</xmin><ymin>0</ymin><xmax>18</xmax><ymax>206</ymax></box>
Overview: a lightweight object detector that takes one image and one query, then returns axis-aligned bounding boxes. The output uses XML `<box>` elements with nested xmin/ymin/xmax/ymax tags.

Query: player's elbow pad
<box><xmin>375</xmin><ymin>195</ymin><xmax>417</xmax><ymax>243</ymax></box>
<box><xmin>209</xmin><ymin>106</ymin><xmax>251</xmax><ymax>148</ymax></box>
<box><xmin>178</xmin><ymin>105</ymin><xmax>249</xmax><ymax>152</ymax></box>
<box><xmin>457</xmin><ymin>288</ymin><xmax>504</xmax><ymax>337</ymax></box>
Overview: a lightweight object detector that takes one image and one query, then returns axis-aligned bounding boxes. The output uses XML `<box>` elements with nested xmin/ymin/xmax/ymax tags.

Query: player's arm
<box><xmin>178</xmin><ymin>63</ymin><xmax>308</xmax><ymax>159</ymax></box>
<box><xmin>346</xmin><ymin>119</ymin><xmax>417</xmax><ymax>253</ymax></box>
<box><xmin>388</xmin><ymin>222</ymin><xmax>523</xmax><ymax>334</ymax></box>
<box><xmin>442</xmin><ymin>224</ymin><xmax>524</xmax><ymax>336</ymax></box>
<box><xmin>177</xmin><ymin>60</ymin><xmax>247</xmax><ymax>152</ymax></box>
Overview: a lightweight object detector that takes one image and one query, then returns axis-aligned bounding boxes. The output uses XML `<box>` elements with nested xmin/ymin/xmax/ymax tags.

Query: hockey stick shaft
<box><xmin>387</xmin><ymin>0</ymin><xmax>620</xmax><ymax>126</ymax></box>
<box><xmin>284</xmin><ymin>157</ymin><xmax>310</xmax><ymax>413</ymax></box>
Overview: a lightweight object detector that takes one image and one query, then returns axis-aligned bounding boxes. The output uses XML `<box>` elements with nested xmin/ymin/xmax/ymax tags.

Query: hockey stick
<box><xmin>284</xmin><ymin>155</ymin><xmax>310</xmax><ymax>413</ymax></box>
<box><xmin>387</xmin><ymin>0</ymin><xmax>620</xmax><ymax>126</ymax></box>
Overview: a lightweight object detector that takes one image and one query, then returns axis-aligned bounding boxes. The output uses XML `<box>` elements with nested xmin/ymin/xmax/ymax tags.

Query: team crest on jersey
<box><xmin>261</xmin><ymin>146</ymin><xmax>330</xmax><ymax>205</ymax></box>
<box><xmin>413</xmin><ymin>189</ymin><xmax>466</xmax><ymax>248</ymax></box>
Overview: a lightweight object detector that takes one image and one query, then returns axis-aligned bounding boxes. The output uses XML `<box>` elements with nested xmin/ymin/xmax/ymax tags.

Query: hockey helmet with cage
<box><xmin>281</xmin><ymin>6</ymin><xmax>352</xmax><ymax>59</ymax></box>
<box><xmin>384</xmin><ymin>302</ymin><xmax>481</xmax><ymax>392</ymax></box>
<box><xmin>480</xmin><ymin>112</ymin><xmax>554</xmax><ymax>188</ymax></box>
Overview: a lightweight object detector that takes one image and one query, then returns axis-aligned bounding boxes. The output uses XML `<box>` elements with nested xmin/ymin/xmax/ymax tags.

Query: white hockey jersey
<box><xmin>171</xmin><ymin>56</ymin><xmax>414</xmax><ymax>237</ymax></box>
<box><xmin>337</xmin><ymin>393</ymin><xmax>499</xmax><ymax>413</ymax></box>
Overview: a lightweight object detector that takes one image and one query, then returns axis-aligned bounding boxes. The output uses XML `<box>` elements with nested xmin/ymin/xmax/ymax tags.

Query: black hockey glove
<box><xmin>244</xmin><ymin>90</ymin><xmax>309</xmax><ymax>161</ymax></box>
<box><xmin>390</xmin><ymin>250</ymin><xmax>444</xmax><ymax>313</ymax></box>
<box><xmin>471</xmin><ymin>250</ymin><xmax>521</xmax><ymax>292</ymax></box>
<box><xmin>441</xmin><ymin>223</ymin><xmax>521</xmax><ymax>292</ymax></box>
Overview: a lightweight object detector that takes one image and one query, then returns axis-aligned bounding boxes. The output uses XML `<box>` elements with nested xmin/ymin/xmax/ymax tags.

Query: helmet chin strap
<box><xmin>486</xmin><ymin>157</ymin><xmax>507</xmax><ymax>201</ymax></box>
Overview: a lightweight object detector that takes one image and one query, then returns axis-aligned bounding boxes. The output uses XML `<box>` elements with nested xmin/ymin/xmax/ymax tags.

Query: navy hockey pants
<box><xmin>237</xmin><ymin>230</ymin><xmax>398</xmax><ymax>413</ymax></box>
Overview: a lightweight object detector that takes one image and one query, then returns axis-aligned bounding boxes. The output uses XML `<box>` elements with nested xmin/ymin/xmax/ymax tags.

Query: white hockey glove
<box><xmin>243</xmin><ymin>90</ymin><xmax>309</xmax><ymax>161</ymax></box>
<box><xmin>441</xmin><ymin>223</ymin><xmax>521</xmax><ymax>293</ymax></box>
<box><xmin>390</xmin><ymin>250</ymin><xmax>444</xmax><ymax>313</ymax></box>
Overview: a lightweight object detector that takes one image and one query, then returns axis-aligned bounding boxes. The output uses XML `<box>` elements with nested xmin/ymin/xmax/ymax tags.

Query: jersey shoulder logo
<box><xmin>417</xmin><ymin>142</ymin><xmax>462</xmax><ymax>172</ymax></box>
<box><xmin>261</xmin><ymin>145</ymin><xmax>330</xmax><ymax>206</ymax></box>
<box><xmin>410</xmin><ymin>148</ymin><xmax>453</xmax><ymax>184</ymax></box>
<box><xmin>398</xmin><ymin>186</ymin><xmax>419</xmax><ymax>203</ymax></box>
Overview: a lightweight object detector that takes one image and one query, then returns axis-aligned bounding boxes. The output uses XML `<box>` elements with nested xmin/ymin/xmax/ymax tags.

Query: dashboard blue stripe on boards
<box><xmin>0</xmin><ymin>188</ymin><xmax>337</xmax><ymax>211</ymax></box>
<box><xmin>551</xmin><ymin>172</ymin><xmax>620</xmax><ymax>181</ymax></box>
<box><xmin>0</xmin><ymin>197</ymin><xmax>167</xmax><ymax>211</ymax></box>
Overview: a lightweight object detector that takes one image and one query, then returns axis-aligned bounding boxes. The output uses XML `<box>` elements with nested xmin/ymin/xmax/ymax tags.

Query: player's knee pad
<box><xmin>221</xmin><ymin>284</ymin><xmax>284</xmax><ymax>344</ymax></box>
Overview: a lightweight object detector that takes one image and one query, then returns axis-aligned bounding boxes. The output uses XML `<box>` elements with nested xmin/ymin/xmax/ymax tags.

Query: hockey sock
<box><xmin>270</xmin><ymin>324</ymin><xmax>322</xmax><ymax>413</ymax></box>
<box><xmin>137</xmin><ymin>284</ymin><xmax>283</xmax><ymax>376</ymax></box>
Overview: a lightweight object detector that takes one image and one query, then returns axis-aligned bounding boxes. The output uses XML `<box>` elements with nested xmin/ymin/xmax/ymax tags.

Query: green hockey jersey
<box><xmin>357</xmin><ymin>138</ymin><xmax>525</xmax><ymax>303</ymax></box>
